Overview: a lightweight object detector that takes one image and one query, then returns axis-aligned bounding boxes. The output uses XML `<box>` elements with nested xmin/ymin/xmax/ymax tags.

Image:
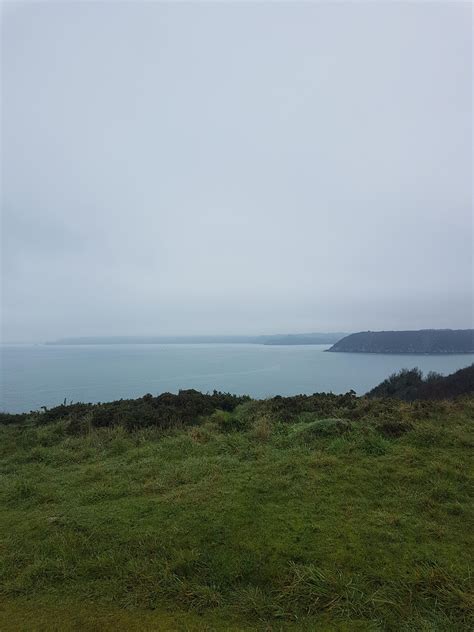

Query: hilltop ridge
<box><xmin>327</xmin><ymin>329</ymin><xmax>474</xmax><ymax>354</ymax></box>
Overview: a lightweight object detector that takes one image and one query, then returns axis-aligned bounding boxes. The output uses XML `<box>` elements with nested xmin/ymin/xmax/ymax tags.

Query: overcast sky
<box><xmin>1</xmin><ymin>1</ymin><xmax>472</xmax><ymax>342</ymax></box>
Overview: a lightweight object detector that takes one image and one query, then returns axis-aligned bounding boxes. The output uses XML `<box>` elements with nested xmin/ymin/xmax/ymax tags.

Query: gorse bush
<box><xmin>367</xmin><ymin>364</ymin><xmax>474</xmax><ymax>400</ymax></box>
<box><xmin>18</xmin><ymin>389</ymin><xmax>250</xmax><ymax>433</ymax></box>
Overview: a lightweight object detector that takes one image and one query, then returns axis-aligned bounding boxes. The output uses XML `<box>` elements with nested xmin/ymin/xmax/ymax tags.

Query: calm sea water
<box><xmin>1</xmin><ymin>343</ymin><xmax>473</xmax><ymax>413</ymax></box>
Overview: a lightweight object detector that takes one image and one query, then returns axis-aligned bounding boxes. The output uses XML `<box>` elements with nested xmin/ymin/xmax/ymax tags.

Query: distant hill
<box><xmin>260</xmin><ymin>333</ymin><xmax>346</xmax><ymax>345</ymax></box>
<box><xmin>367</xmin><ymin>364</ymin><xmax>474</xmax><ymax>400</ymax></box>
<box><xmin>46</xmin><ymin>335</ymin><xmax>258</xmax><ymax>345</ymax></box>
<box><xmin>327</xmin><ymin>329</ymin><xmax>474</xmax><ymax>354</ymax></box>
<box><xmin>46</xmin><ymin>333</ymin><xmax>346</xmax><ymax>346</ymax></box>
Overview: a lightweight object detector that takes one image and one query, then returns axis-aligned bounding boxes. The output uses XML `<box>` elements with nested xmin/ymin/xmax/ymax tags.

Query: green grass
<box><xmin>0</xmin><ymin>398</ymin><xmax>473</xmax><ymax>630</ymax></box>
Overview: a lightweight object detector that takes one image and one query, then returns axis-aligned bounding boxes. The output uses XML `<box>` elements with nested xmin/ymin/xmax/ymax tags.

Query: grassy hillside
<box><xmin>0</xmin><ymin>393</ymin><xmax>473</xmax><ymax>630</ymax></box>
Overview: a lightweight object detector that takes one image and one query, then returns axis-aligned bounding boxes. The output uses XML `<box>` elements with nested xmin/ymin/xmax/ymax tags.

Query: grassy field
<box><xmin>0</xmin><ymin>395</ymin><xmax>472</xmax><ymax>630</ymax></box>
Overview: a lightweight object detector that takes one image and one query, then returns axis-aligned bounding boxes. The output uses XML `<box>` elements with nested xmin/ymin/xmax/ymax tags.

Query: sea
<box><xmin>1</xmin><ymin>343</ymin><xmax>473</xmax><ymax>413</ymax></box>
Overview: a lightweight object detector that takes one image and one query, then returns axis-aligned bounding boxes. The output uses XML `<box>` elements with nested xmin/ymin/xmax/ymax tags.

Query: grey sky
<box><xmin>1</xmin><ymin>1</ymin><xmax>472</xmax><ymax>342</ymax></box>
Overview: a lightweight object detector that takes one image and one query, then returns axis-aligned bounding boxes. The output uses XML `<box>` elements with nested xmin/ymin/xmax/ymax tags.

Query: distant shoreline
<box><xmin>45</xmin><ymin>333</ymin><xmax>346</xmax><ymax>346</ymax></box>
<box><xmin>43</xmin><ymin>329</ymin><xmax>474</xmax><ymax>353</ymax></box>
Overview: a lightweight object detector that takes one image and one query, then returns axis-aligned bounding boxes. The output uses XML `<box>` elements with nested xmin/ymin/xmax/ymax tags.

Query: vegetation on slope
<box><xmin>0</xmin><ymin>388</ymin><xmax>473</xmax><ymax>630</ymax></box>
<box><xmin>327</xmin><ymin>329</ymin><xmax>474</xmax><ymax>354</ymax></box>
<box><xmin>0</xmin><ymin>389</ymin><xmax>248</xmax><ymax>428</ymax></box>
<box><xmin>367</xmin><ymin>364</ymin><xmax>474</xmax><ymax>401</ymax></box>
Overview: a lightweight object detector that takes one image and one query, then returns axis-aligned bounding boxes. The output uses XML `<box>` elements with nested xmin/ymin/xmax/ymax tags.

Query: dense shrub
<box><xmin>10</xmin><ymin>390</ymin><xmax>250</xmax><ymax>432</ymax></box>
<box><xmin>253</xmin><ymin>391</ymin><xmax>358</xmax><ymax>424</ymax></box>
<box><xmin>375</xmin><ymin>419</ymin><xmax>413</xmax><ymax>438</ymax></box>
<box><xmin>0</xmin><ymin>411</ymin><xmax>31</xmax><ymax>425</ymax></box>
<box><xmin>366</xmin><ymin>368</ymin><xmax>424</xmax><ymax>400</ymax></box>
<box><xmin>367</xmin><ymin>364</ymin><xmax>474</xmax><ymax>401</ymax></box>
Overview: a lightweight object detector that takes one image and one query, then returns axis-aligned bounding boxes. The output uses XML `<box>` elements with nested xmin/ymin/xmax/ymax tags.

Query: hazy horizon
<box><xmin>2</xmin><ymin>2</ymin><xmax>473</xmax><ymax>343</ymax></box>
<box><xmin>4</xmin><ymin>327</ymin><xmax>473</xmax><ymax>345</ymax></box>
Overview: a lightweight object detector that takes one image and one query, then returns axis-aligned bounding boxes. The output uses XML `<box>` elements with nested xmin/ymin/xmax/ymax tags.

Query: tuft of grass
<box><xmin>250</xmin><ymin>415</ymin><xmax>273</xmax><ymax>441</ymax></box>
<box><xmin>291</xmin><ymin>418</ymin><xmax>352</xmax><ymax>441</ymax></box>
